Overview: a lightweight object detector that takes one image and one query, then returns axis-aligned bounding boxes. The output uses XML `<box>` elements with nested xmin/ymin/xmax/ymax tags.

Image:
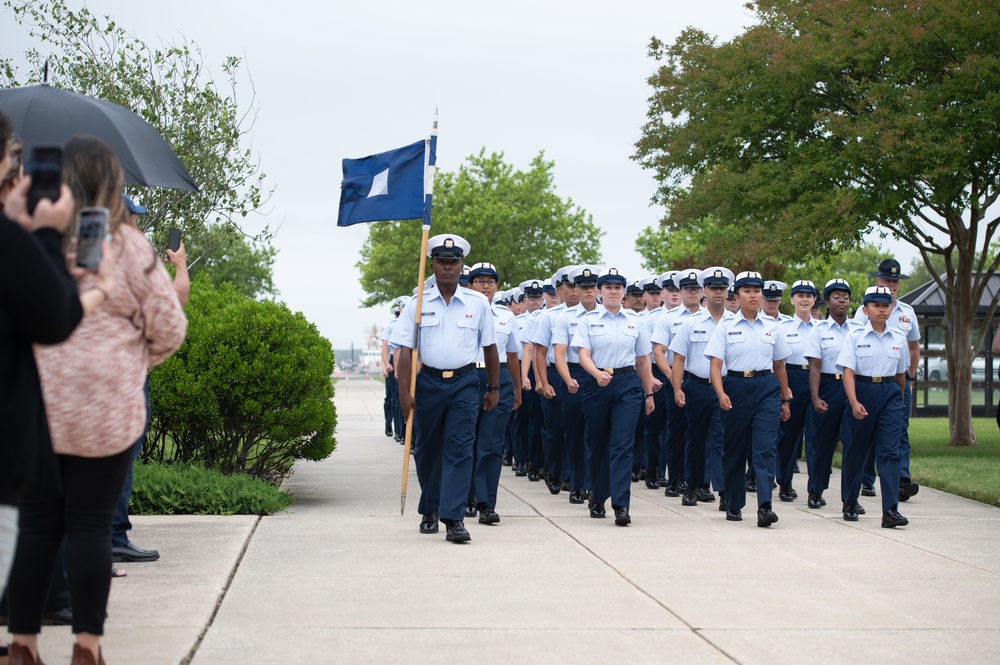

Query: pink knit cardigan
<box><xmin>35</xmin><ymin>224</ymin><xmax>187</xmax><ymax>458</ymax></box>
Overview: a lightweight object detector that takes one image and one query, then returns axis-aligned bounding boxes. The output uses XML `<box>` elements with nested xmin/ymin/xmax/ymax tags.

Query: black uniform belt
<box><xmin>422</xmin><ymin>363</ymin><xmax>476</xmax><ymax>379</ymax></box>
<box><xmin>603</xmin><ymin>366</ymin><xmax>636</xmax><ymax>375</ymax></box>
<box><xmin>855</xmin><ymin>374</ymin><xmax>895</xmax><ymax>384</ymax></box>
<box><xmin>727</xmin><ymin>369</ymin><xmax>772</xmax><ymax>379</ymax></box>
<box><xmin>567</xmin><ymin>362</ymin><xmax>582</xmax><ymax>369</ymax></box>
<box><xmin>786</xmin><ymin>364</ymin><xmax>810</xmax><ymax>371</ymax></box>
<box><xmin>684</xmin><ymin>371</ymin><xmax>710</xmax><ymax>385</ymax></box>
<box><xmin>475</xmin><ymin>362</ymin><xmax>507</xmax><ymax>369</ymax></box>
<box><xmin>820</xmin><ymin>372</ymin><xmax>843</xmax><ymax>381</ymax></box>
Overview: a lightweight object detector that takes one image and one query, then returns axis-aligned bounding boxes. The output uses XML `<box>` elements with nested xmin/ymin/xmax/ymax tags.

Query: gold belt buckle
<box><xmin>743</xmin><ymin>370</ymin><xmax>754</xmax><ymax>378</ymax></box>
<box><xmin>835</xmin><ymin>373</ymin><xmax>842</xmax><ymax>380</ymax></box>
<box><xmin>872</xmin><ymin>376</ymin><xmax>882</xmax><ymax>383</ymax></box>
<box><xmin>604</xmin><ymin>368</ymin><xmax>614</xmax><ymax>375</ymax></box>
<box><xmin>442</xmin><ymin>370</ymin><xmax>455</xmax><ymax>379</ymax></box>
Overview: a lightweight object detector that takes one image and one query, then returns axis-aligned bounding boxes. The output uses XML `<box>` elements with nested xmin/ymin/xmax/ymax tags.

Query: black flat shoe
<box><xmin>664</xmin><ymin>480</ymin><xmax>681</xmax><ymax>498</ymax></box>
<box><xmin>681</xmin><ymin>492</ymin><xmax>698</xmax><ymax>506</ymax></box>
<box><xmin>613</xmin><ymin>506</ymin><xmax>631</xmax><ymax>526</ymax></box>
<box><xmin>589</xmin><ymin>501</ymin><xmax>606</xmax><ymax>518</ymax></box>
<box><xmin>854</xmin><ymin>502</ymin><xmax>866</xmax><ymax>515</ymax></box>
<box><xmin>445</xmin><ymin>521</ymin><xmax>472</xmax><ymax>542</ymax></box>
<box><xmin>842</xmin><ymin>502</ymin><xmax>859</xmax><ymax>522</ymax></box>
<box><xmin>778</xmin><ymin>486</ymin><xmax>795</xmax><ymax>502</ymax></box>
<box><xmin>528</xmin><ymin>471</ymin><xmax>540</xmax><ymax>482</ymax></box>
<box><xmin>718</xmin><ymin>491</ymin><xmax>727</xmax><ymax>511</ymax></box>
<box><xmin>631</xmin><ymin>472</ymin><xmax>641</xmax><ymax>483</ymax></box>
<box><xmin>514</xmin><ymin>464</ymin><xmax>527</xmax><ymax>477</ymax></box>
<box><xmin>420</xmin><ymin>510</ymin><xmax>440</xmax><ymax>534</ymax></box>
<box><xmin>745</xmin><ymin>480</ymin><xmax>757</xmax><ymax>493</ymax></box>
<box><xmin>757</xmin><ymin>505</ymin><xmax>779</xmax><ymax>527</ymax></box>
<box><xmin>861</xmin><ymin>483</ymin><xmax>876</xmax><ymax>497</ymax></box>
<box><xmin>568</xmin><ymin>490</ymin><xmax>585</xmax><ymax>504</ymax></box>
<box><xmin>112</xmin><ymin>541</ymin><xmax>160</xmax><ymax>563</ymax></box>
<box><xmin>726</xmin><ymin>509</ymin><xmax>742</xmax><ymax>521</ymax></box>
<box><xmin>695</xmin><ymin>486</ymin><xmax>716</xmax><ymax>502</ymax></box>
<box><xmin>882</xmin><ymin>508</ymin><xmax>908</xmax><ymax>528</ymax></box>
<box><xmin>807</xmin><ymin>494</ymin><xmax>823</xmax><ymax>510</ymax></box>
<box><xmin>645</xmin><ymin>479</ymin><xmax>660</xmax><ymax>490</ymax></box>
<box><xmin>464</xmin><ymin>501</ymin><xmax>478</xmax><ymax>518</ymax></box>
<box><xmin>478</xmin><ymin>506</ymin><xmax>500</xmax><ymax>525</ymax></box>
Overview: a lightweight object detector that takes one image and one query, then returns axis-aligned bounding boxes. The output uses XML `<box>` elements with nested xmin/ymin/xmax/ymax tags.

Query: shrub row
<box><xmin>131</xmin><ymin>461</ymin><xmax>293</xmax><ymax>516</ymax></box>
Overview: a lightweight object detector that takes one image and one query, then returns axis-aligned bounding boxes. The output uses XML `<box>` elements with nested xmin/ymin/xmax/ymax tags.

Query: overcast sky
<box><xmin>5</xmin><ymin>0</ymin><xmax>919</xmax><ymax>351</ymax></box>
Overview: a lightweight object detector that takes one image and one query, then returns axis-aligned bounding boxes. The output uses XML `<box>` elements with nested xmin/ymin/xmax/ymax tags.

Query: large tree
<box><xmin>357</xmin><ymin>150</ymin><xmax>603</xmax><ymax>306</ymax></box>
<box><xmin>1</xmin><ymin>0</ymin><xmax>273</xmax><ymax>266</ymax></box>
<box><xmin>634</xmin><ymin>0</ymin><xmax>1000</xmax><ymax>445</ymax></box>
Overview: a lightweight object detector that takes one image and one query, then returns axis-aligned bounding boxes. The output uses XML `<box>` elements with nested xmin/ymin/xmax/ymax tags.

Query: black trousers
<box><xmin>7</xmin><ymin>446</ymin><xmax>132</xmax><ymax>635</ymax></box>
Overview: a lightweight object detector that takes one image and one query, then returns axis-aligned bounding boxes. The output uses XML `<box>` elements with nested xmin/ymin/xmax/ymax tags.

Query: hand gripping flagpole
<box><xmin>401</xmin><ymin>111</ymin><xmax>438</xmax><ymax>515</ymax></box>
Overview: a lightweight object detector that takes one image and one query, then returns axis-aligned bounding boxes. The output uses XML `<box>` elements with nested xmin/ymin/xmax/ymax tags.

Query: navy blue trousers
<box><xmin>776</xmin><ymin>368</ymin><xmax>811</xmax><ymax>487</ymax></box>
<box><xmin>540</xmin><ymin>367</ymin><xmax>566</xmax><ymax>480</ymax></box>
<box><xmin>863</xmin><ymin>375</ymin><xmax>912</xmax><ymax>485</ymax></box>
<box><xmin>583</xmin><ymin>372</ymin><xmax>642</xmax><ymax>509</ymax></box>
<box><xmin>843</xmin><ymin>380</ymin><xmax>903</xmax><ymax>511</ymax></box>
<box><xmin>643</xmin><ymin>367</ymin><xmax>668</xmax><ymax>479</ymax></box>
<box><xmin>111</xmin><ymin>377</ymin><xmax>150</xmax><ymax>547</ymax></box>
<box><xmin>682</xmin><ymin>377</ymin><xmax>722</xmax><ymax>489</ymax></box>
<box><xmin>634</xmin><ymin>404</ymin><xmax>647</xmax><ymax>475</ymax></box>
<box><xmin>664</xmin><ymin>393</ymin><xmax>687</xmax><ymax>482</ymax></box>
<box><xmin>558</xmin><ymin>365</ymin><xmax>589</xmax><ymax>491</ymax></box>
<box><xmin>414</xmin><ymin>371</ymin><xmax>480</xmax><ymax>521</ymax></box>
<box><xmin>473</xmin><ymin>368</ymin><xmax>514</xmax><ymax>510</ymax></box>
<box><xmin>720</xmin><ymin>375</ymin><xmax>780</xmax><ymax>511</ymax></box>
<box><xmin>384</xmin><ymin>371</ymin><xmax>396</xmax><ymax>432</ymax></box>
<box><xmin>806</xmin><ymin>377</ymin><xmax>852</xmax><ymax>497</ymax></box>
<box><xmin>526</xmin><ymin>366</ymin><xmax>546</xmax><ymax>471</ymax></box>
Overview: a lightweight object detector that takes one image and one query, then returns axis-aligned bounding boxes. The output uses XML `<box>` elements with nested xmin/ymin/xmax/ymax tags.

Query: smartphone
<box><xmin>76</xmin><ymin>207</ymin><xmax>109</xmax><ymax>269</ymax></box>
<box><xmin>167</xmin><ymin>229</ymin><xmax>181</xmax><ymax>252</ymax></box>
<box><xmin>27</xmin><ymin>146</ymin><xmax>63</xmax><ymax>215</ymax></box>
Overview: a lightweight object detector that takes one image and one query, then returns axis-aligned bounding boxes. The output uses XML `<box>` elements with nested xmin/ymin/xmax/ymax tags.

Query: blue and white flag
<box><xmin>337</xmin><ymin>139</ymin><xmax>425</xmax><ymax>227</ymax></box>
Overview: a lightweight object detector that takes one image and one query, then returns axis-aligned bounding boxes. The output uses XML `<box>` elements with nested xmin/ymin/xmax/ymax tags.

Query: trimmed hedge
<box><xmin>131</xmin><ymin>461</ymin><xmax>293</xmax><ymax>516</ymax></box>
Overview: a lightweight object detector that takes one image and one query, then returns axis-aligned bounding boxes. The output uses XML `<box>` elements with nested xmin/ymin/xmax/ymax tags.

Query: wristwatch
<box><xmin>486</xmin><ymin>385</ymin><xmax>499</xmax><ymax>392</ymax></box>
<box><xmin>645</xmin><ymin>393</ymin><xmax>654</xmax><ymax>398</ymax></box>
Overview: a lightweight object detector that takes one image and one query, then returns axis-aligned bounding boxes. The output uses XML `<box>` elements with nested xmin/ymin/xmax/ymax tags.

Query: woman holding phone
<box><xmin>6</xmin><ymin>135</ymin><xmax>187</xmax><ymax>665</ymax></box>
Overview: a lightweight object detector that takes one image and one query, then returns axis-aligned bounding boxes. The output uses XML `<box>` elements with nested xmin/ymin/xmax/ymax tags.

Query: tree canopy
<box><xmin>634</xmin><ymin>0</ymin><xmax>1000</xmax><ymax>445</ymax></box>
<box><xmin>357</xmin><ymin>150</ymin><xmax>603</xmax><ymax>306</ymax></box>
<box><xmin>2</xmin><ymin>0</ymin><xmax>274</xmax><ymax>282</ymax></box>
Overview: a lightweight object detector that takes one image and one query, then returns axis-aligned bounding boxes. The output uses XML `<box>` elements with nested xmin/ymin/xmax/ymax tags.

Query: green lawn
<box><xmin>832</xmin><ymin>417</ymin><xmax>1000</xmax><ymax>507</ymax></box>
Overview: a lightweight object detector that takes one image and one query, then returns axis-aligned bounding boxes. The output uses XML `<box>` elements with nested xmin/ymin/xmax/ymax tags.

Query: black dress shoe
<box><xmin>477</xmin><ymin>506</ymin><xmax>500</xmax><ymax>525</ymax></box>
<box><xmin>793</xmin><ymin>462</ymin><xmax>800</xmax><ymax>473</ymax></box>
<box><xmin>613</xmin><ymin>506</ymin><xmax>631</xmax><ymax>526</ymax></box>
<box><xmin>465</xmin><ymin>500</ymin><xmax>478</xmax><ymax>518</ymax></box>
<box><xmin>820</xmin><ymin>496</ymin><xmax>827</xmax><ymax>506</ymax></box>
<box><xmin>745</xmin><ymin>480</ymin><xmax>757</xmax><ymax>493</ymax></box>
<box><xmin>658</xmin><ymin>476</ymin><xmax>668</xmax><ymax>487</ymax></box>
<box><xmin>42</xmin><ymin>607</ymin><xmax>74</xmax><ymax>625</ymax></box>
<box><xmin>860</xmin><ymin>483</ymin><xmax>876</xmax><ymax>497</ymax></box>
<box><xmin>900</xmin><ymin>480</ymin><xmax>919</xmax><ymax>500</ymax></box>
<box><xmin>842</xmin><ymin>502</ymin><xmax>859</xmax><ymax>522</ymax></box>
<box><xmin>515</xmin><ymin>463</ymin><xmax>527</xmax><ymax>477</ymax></box>
<box><xmin>681</xmin><ymin>492</ymin><xmax>698</xmax><ymax>506</ymax></box>
<box><xmin>645</xmin><ymin>479</ymin><xmax>660</xmax><ymax>490</ymax></box>
<box><xmin>420</xmin><ymin>510</ymin><xmax>440</xmax><ymax>534</ymax></box>
<box><xmin>778</xmin><ymin>485</ymin><xmax>795</xmax><ymax>502</ymax></box>
<box><xmin>561</xmin><ymin>479</ymin><xmax>572</xmax><ymax>492</ymax></box>
<box><xmin>718</xmin><ymin>491</ymin><xmax>727</xmax><ymax>511</ymax></box>
<box><xmin>695</xmin><ymin>486</ymin><xmax>716</xmax><ymax>502</ymax></box>
<box><xmin>445</xmin><ymin>521</ymin><xmax>472</xmax><ymax>542</ymax></box>
<box><xmin>568</xmin><ymin>490</ymin><xmax>585</xmax><ymax>504</ymax></box>
<box><xmin>528</xmin><ymin>470</ymin><xmax>540</xmax><ymax>482</ymax></box>
<box><xmin>502</xmin><ymin>453</ymin><xmax>512</xmax><ymax>466</ymax></box>
<box><xmin>589</xmin><ymin>501</ymin><xmax>606</xmax><ymax>518</ymax></box>
<box><xmin>385</xmin><ymin>426</ymin><xmax>393</xmax><ymax>437</ymax></box>
<box><xmin>631</xmin><ymin>471</ymin><xmax>641</xmax><ymax>483</ymax></box>
<box><xmin>726</xmin><ymin>509</ymin><xmax>742</xmax><ymax>521</ymax></box>
<box><xmin>757</xmin><ymin>504</ymin><xmax>778</xmax><ymax>527</ymax></box>
<box><xmin>664</xmin><ymin>480</ymin><xmax>681</xmax><ymax>498</ymax></box>
<box><xmin>639</xmin><ymin>469</ymin><xmax>647</xmax><ymax>480</ymax></box>
<box><xmin>790</xmin><ymin>487</ymin><xmax>798</xmax><ymax>498</ymax></box>
<box><xmin>854</xmin><ymin>501</ymin><xmax>866</xmax><ymax>515</ymax></box>
<box><xmin>882</xmin><ymin>508</ymin><xmax>909</xmax><ymax>528</ymax></box>
<box><xmin>676</xmin><ymin>480</ymin><xmax>689</xmax><ymax>493</ymax></box>
<box><xmin>112</xmin><ymin>541</ymin><xmax>160</xmax><ymax>563</ymax></box>
<box><xmin>807</xmin><ymin>494</ymin><xmax>823</xmax><ymax>509</ymax></box>
<box><xmin>546</xmin><ymin>476</ymin><xmax>562</xmax><ymax>495</ymax></box>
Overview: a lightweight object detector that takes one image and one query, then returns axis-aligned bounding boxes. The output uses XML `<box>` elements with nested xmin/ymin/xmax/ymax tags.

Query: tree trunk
<box><xmin>945</xmin><ymin>250</ymin><xmax>978</xmax><ymax>447</ymax></box>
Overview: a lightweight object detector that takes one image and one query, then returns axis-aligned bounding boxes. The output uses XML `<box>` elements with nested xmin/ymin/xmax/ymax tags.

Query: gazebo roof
<box><xmin>899</xmin><ymin>273</ymin><xmax>1000</xmax><ymax>317</ymax></box>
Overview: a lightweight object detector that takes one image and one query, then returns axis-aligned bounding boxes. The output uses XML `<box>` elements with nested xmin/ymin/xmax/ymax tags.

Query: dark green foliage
<box><xmin>147</xmin><ymin>279</ymin><xmax>337</xmax><ymax>478</ymax></box>
<box><xmin>131</xmin><ymin>461</ymin><xmax>292</xmax><ymax>516</ymax></box>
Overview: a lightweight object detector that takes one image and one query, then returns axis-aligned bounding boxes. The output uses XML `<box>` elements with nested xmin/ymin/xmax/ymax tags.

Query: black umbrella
<box><xmin>0</xmin><ymin>82</ymin><xmax>199</xmax><ymax>191</ymax></box>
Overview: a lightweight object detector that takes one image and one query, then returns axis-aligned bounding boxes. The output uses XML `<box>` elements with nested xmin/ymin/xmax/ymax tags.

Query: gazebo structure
<box><xmin>899</xmin><ymin>274</ymin><xmax>999</xmax><ymax>417</ymax></box>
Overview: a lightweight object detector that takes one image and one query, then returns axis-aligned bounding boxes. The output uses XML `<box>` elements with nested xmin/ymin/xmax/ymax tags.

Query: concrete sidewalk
<box><xmin>34</xmin><ymin>375</ymin><xmax>1000</xmax><ymax>664</ymax></box>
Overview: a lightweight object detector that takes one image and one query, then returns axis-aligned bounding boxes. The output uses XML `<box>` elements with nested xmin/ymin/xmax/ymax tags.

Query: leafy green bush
<box><xmin>131</xmin><ymin>461</ymin><xmax>292</xmax><ymax>515</ymax></box>
<box><xmin>146</xmin><ymin>279</ymin><xmax>337</xmax><ymax>478</ymax></box>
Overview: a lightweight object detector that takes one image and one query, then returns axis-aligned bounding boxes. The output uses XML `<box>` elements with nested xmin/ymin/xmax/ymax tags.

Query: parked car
<box><xmin>916</xmin><ymin>343</ymin><xmax>991</xmax><ymax>381</ymax></box>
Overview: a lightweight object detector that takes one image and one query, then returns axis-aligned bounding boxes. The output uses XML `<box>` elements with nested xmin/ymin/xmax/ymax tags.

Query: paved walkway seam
<box><xmin>181</xmin><ymin>515</ymin><xmax>262</xmax><ymax>665</ymax></box>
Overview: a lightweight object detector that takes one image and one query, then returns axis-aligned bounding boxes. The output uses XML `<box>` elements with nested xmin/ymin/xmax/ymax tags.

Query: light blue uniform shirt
<box><xmin>390</xmin><ymin>285</ymin><xmax>496</xmax><ymax>369</ymax></box>
<box><xmin>571</xmin><ymin>306</ymin><xmax>651</xmax><ymax>368</ymax></box>
<box><xmin>514</xmin><ymin>311</ymin><xmax>533</xmax><ymax>359</ymax></box>
<box><xmin>669</xmin><ymin>309</ymin><xmax>735</xmax><ymax>379</ymax></box>
<box><xmin>552</xmin><ymin>304</ymin><xmax>591</xmax><ymax>364</ymax></box>
<box><xmin>651</xmin><ymin>306</ymin><xmax>704</xmax><ymax>365</ymax></box>
<box><xmin>778</xmin><ymin>315</ymin><xmax>816</xmax><ymax>366</ymax></box>
<box><xmin>382</xmin><ymin>317</ymin><xmax>400</xmax><ymax>352</ymax></box>
<box><xmin>804</xmin><ymin>318</ymin><xmax>861</xmax><ymax>373</ymax></box>
<box><xmin>477</xmin><ymin>304</ymin><xmax>520</xmax><ymax>363</ymax></box>
<box><xmin>835</xmin><ymin>323</ymin><xmax>909</xmax><ymax>377</ymax></box>
<box><xmin>854</xmin><ymin>299</ymin><xmax>920</xmax><ymax>342</ymax></box>
<box><xmin>528</xmin><ymin>303</ymin><xmax>567</xmax><ymax>366</ymax></box>
<box><xmin>704</xmin><ymin>310</ymin><xmax>792</xmax><ymax>372</ymax></box>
